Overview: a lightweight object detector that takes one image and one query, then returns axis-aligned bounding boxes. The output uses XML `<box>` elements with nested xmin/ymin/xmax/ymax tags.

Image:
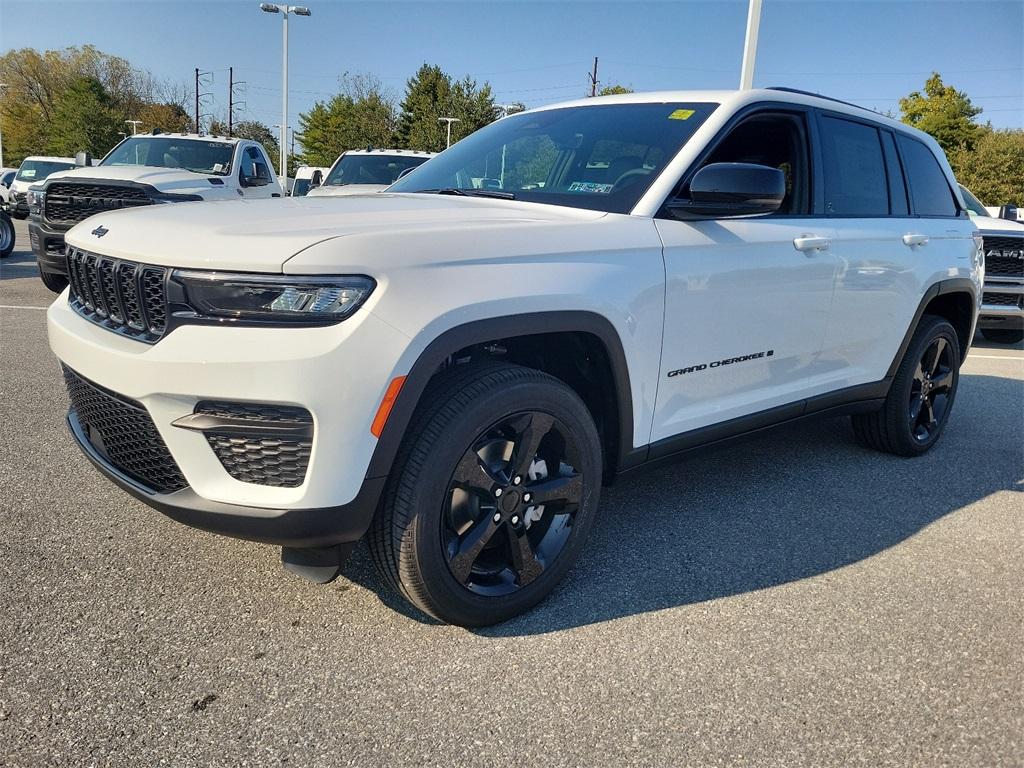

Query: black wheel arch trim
<box><xmin>364</xmin><ymin>311</ymin><xmax>640</xmax><ymax>481</ymax></box>
<box><xmin>885</xmin><ymin>278</ymin><xmax>977</xmax><ymax>378</ymax></box>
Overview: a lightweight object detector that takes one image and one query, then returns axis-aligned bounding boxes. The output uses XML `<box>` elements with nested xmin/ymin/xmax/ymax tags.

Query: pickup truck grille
<box><xmin>66</xmin><ymin>248</ymin><xmax>167</xmax><ymax>342</ymax></box>
<box><xmin>63</xmin><ymin>365</ymin><xmax>188</xmax><ymax>494</ymax></box>
<box><xmin>44</xmin><ymin>182</ymin><xmax>153</xmax><ymax>226</ymax></box>
<box><xmin>983</xmin><ymin>235</ymin><xmax>1024</xmax><ymax>279</ymax></box>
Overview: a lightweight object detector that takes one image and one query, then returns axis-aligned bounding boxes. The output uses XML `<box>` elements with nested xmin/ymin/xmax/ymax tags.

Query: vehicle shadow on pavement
<box><xmin>344</xmin><ymin>373</ymin><xmax>1023</xmax><ymax>635</ymax></box>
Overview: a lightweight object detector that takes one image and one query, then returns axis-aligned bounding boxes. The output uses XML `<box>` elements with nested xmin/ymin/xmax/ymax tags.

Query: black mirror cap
<box><xmin>75</xmin><ymin>151</ymin><xmax>93</xmax><ymax>168</ymax></box>
<box><xmin>668</xmin><ymin>162</ymin><xmax>785</xmax><ymax>219</ymax></box>
<box><xmin>311</xmin><ymin>170</ymin><xmax>323</xmax><ymax>187</ymax></box>
<box><xmin>998</xmin><ymin>204</ymin><xmax>1019</xmax><ymax>221</ymax></box>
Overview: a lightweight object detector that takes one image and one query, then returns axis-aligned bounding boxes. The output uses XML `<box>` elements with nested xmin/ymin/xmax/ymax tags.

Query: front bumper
<box><xmin>28</xmin><ymin>217</ymin><xmax>69</xmax><ymax>275</ymax></box>
<box><xmin>49</xmin><ymin>293</ymin><xmax>414</xmax><ymax>543</ymax></box>
<box><xmin>978</xmin><ymin>281</ymin><xmax>1024</xmax><ymax>329</ymax></box>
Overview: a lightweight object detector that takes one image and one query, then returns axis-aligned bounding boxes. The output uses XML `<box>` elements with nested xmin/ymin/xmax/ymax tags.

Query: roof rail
<box><xmin>766</xmin><ymin>87</ymin><xmax>883</xmax><ymax>116</ymax></box>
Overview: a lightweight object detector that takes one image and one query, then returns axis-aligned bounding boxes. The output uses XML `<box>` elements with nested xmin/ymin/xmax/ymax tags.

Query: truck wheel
<box><xmin>851</xmin><ymin>315</ymin><xmax>960</xmax><ymax>457</ymax></box>
<box><xmin>0</xmin><ymin>213</ymin><xmax>13</xmax><ymax>258</ymax></box>
<box><xmin>40</xmin><ymin>270</ymin><xmax>69</xmax><ymax>293</ymax></box>
<box><xmin>980</xmin><ymin>327</ymin><xmax>1023</xmax><ymax>345</ymax></box>
<box><xmin>369</xmin><ymin>363</ymin><xmax>602</xmax><ymax>626</ymax></box>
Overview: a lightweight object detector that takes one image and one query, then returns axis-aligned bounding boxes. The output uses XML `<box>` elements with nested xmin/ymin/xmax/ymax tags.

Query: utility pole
<box><xmin>588</xmin><ymin>57</ymin><xmax>599</xmax><ymax>97</ymax></box>
<box><xmin>739</xmin><ymin>0</ymin><xmax>763</xmax><ymax>90</ymax></box>
<box><xmin>125</xmin><ymin>120</ymin><xmax>142</xmax><ymax>135</ymax></box>
<box><xmin>0</xmin><ymin>83</ymin><xmax>7</xmax><ymax>168</ymax></box>
<box><xmin>229</xmin><ymin>67</ymin><xmax>234</xmax><ymax>136</ymax></box>
<box><xmin>195</xmin><ymin>68</ymin><xmax>200</xmax><ymax>132</ymax></box>
<box><xmin>437</xmin><ymin>117</ymin><xmax>460</xmax><ymax>149</ymax></box>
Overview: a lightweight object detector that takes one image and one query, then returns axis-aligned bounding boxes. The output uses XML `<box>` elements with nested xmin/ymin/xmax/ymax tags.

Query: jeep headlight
<box><xmin>170</xmin><ymin>271</ymin><xmax>375</xmax><ymax>324</ymax></box>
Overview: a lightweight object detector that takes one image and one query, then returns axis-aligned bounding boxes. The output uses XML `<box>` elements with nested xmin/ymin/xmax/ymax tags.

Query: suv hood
<box><xmin>64</xmin><ymin>194</ymin><xmax>606</xmax><ymax>272</ymax></box>
<box><xmin>970</xmin><ymin>213</ymin><xmax>1024</xmax><ymax>234</ymax></box>
<box><xmin>42</xmin><ymin>165</ymin><xmax>229</xmax><ymax>195</ymax></box>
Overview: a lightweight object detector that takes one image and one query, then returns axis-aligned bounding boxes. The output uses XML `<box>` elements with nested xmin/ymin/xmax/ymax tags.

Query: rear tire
<box><xmin>980</xmin><ymin>327</ymin><xmax>1024</xmax><ymax>345</ymax></box>
<box><xmin>368</xmin><ymin>363</ymin><xmax>602</xmax><ymax>627</ymax></box>
<box><xmin>40</xmin><ymin>270</ymin><xmax>68</xmax><ymax>293</ymax></box>
<box><xmin>851</xmin><ymin>315</ymin><xmax>960</xmax><ymax>456</ymax></box>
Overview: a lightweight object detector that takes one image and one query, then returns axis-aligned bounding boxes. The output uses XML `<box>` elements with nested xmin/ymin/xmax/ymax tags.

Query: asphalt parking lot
<box><xmin>1</xmin><ymin>216</ymin><xmax>1022</xmax><ymax>767</ymax></box>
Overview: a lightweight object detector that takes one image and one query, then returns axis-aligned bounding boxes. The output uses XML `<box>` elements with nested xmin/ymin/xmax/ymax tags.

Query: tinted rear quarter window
<box><xmin>895</xmin><ymin>135</ymin><xmax>958</xmax><ymax>217</ymax></box>
<box><xmin>819</xmin><ymin>115</ymin><xmax>889</xmax><ymax>216</ymax></box>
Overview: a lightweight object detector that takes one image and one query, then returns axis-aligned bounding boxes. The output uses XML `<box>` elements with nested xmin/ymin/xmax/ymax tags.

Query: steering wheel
<box><xmin>611</xmin><ymin>168</ymin><xmax>650</xmax><ymax>192</ymax></box>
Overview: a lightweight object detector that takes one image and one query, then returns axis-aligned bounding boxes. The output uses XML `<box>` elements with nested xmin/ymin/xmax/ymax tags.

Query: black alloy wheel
<box><xmin>908</xmin><ymin>336</ymin><xmax>955</xmax><ymax>443</ymax></box>
<box><xmin>443</xmin><ymin>411</ymin><xmax>583</xmax><ymax>597</ymax></box>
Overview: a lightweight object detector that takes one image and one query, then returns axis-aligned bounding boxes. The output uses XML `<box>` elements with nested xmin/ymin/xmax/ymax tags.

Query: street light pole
<box><xmin>739</xmin><ymin>0</ymin><xmax>762</xmax><ymax>90</ymax></box>
<box><xmin>437</xmin><ymin>117</ymin><xmax>460</xmax><ymax>149</ymax></box>
<box><xmin>0</xmin><ymin>83</ymin><xmax>7</xmax><ymax>168</ymax></box>
<box><xmin>260</xmin><ymin>4</ymin><xmax>311</xmax><ymax>191</ymax></box>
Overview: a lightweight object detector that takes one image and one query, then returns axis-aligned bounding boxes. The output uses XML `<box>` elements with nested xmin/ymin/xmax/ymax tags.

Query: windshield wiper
<box><xmin>433</xmin><ymin>187</ymin><xmax>516</xmax><ymax>200</ymax></box>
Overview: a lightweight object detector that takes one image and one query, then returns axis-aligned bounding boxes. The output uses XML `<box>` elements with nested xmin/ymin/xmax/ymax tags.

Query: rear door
<box><xmin>819</xmin><ymin>114</ymin><xmax>971</xmax><ymax>385</ymax></box>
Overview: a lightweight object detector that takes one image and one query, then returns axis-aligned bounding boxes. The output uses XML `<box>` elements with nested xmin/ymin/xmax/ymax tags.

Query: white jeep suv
<box><xmin>48</xmin><ymin>89</ymin><xmax>981</xmax><ymax>626</ymax></box>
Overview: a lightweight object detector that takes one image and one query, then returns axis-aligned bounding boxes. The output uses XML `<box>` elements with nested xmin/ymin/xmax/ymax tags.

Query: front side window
<box><xmin>896</xmin><ymin>135</ymin><xmax>959</xmax><ymax>217</ymax></box>
<box><xmin>102</xmin><ymin>138</ymin><xmax>234</xmax><ymax>175</ymax></box>
<box><xmin>389</xmin><ymin>102</ymin><xmax>718</xmax><ymax>214</ymax></box>
<box><xmin>324</xmin><ymin>154</ymin><xmax>430</xmax><ymax>187</ymax></box>
<box><xmin>16</xmin><ymin>160</ymin><xmax>75</xmax><ymax>182</ymax></box>
<box><xmin>958</xmin><ymin>184</ymin><xmax>988</xmax><ymax>217</ymax></box>
<box><xmin>820</xmin><ymin>116</ymin><xmax>889</xmax><ymax>216</ymax></box>
<box><xmin>685</xmin><ymin>111</ymin><xmax>810</xmax><ymax>215</ymax></box>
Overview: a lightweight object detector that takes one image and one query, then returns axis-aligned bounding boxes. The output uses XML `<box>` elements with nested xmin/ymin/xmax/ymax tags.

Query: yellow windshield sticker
<box><xmin>668</xmin><ymin>108</ymin><xmax>696</xmax><ymax>120</ymax></box>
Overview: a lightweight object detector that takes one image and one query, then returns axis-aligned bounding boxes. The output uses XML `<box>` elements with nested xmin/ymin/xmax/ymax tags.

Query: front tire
<box><xmin>0</xmin><ymin>213</ymin><xmax>14</xmax><ymax>258</ymax></box>
<box><xmin>852</xmin><ymin>315</ymin><xmax>960</xmax><ymax>456</ymax></box>
<box><xmin>40</xmin><ymin>270</ymin><xmax>68</xmax><ymax>293</ymax></box>
<box><xmin>369</xmin><ymin>363</ymin><xmax>602</xmax><ymax>626</ymax></box>
<box><xmin>980</xmin><ymin>327</ymin><xmax>1024</xmax><ymax>345</ymax></box>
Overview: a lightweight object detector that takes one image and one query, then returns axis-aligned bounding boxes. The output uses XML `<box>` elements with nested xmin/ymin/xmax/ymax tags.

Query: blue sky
<box><xmin>2</xmin><ymin>0</ymin><xmax>1022</xmax><ymax>142</ymax></box>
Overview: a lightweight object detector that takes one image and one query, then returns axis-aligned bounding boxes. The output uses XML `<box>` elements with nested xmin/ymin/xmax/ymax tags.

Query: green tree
<box><xmin>47</xmin><ymin>76</ymin><xmax>121</xmax><ymax>157</ymax></box>
<box><xmin>947</xmin><ymin>129</ymin><xmax>1024</xmax><ymax>206</ymax></box>
<box><xmin>598</xmin><ymin>84</ymin><xmax>634</xmax><ymax>96</ymax></box>
<box><xmin>396</xmin><ymin>64</ymin><xmax>453</xmax><ymax>152</ymax></box>
<box><xmin>899</xmin><ymin>73</ymin><xmax>983</xmax><ymax>153</ymax></box>
<box><xmin>297</xmin><ymin>74</ymin><xmax>398</xmax><ymax>165</ymax></box>
<box><xmin>448</xmin><ymin>76</ymin><xmax>498</xmax><ymax>142</ymax></box>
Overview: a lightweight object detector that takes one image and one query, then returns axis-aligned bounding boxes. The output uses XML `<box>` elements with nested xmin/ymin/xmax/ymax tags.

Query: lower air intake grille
<box><xmin>983</xmin><ymin>292</ymin><xmax>1023</xmax><ymax>308</ymax></box>
<box><xmin>195</xmin><ymin>401</ymin><xmax>313</xmax><ymax>488</ymax></box>
<box><xmin>63</xmin><ymin>366</ymin><xmax>188</xmax><ymax>494</ymax></box>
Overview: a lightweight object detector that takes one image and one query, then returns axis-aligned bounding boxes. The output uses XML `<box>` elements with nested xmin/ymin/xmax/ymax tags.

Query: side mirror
<box><xmin>310</xmin><ymin>170</ymin><xmax>323</xmax><ymax>188</ymax></box>
<box><xmin>75</xmin><ymin>151</ymin><xmax>93</xmax><ymax>168</ymax></box>
<box><xmin>666</xmin><ymin>162</ymin><xmax>785</xmax><ymax>219</ymax></box>
<box><xmin>998</xmin><ymin>204</ymin><xmax>1019</xmax><ymax>221</ymax></box>
<box><xmin>243</xmin><ymin>163</ymin><xmax>271</xmax><ymax>187</ymax></box>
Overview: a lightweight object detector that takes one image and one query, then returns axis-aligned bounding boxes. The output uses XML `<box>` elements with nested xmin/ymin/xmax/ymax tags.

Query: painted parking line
<box><xmin>966</xmin><ymin>354</ymin><xmax>1023</xmax><ymax>361</ymax></box>
<box><xmin>0</xmin><ymin>304</ymin><xmax>49</xmax><ymax>310</ymax></box>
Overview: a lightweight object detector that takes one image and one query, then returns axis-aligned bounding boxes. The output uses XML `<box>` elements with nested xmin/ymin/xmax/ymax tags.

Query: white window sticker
<box><xmin>568</xmin><ymin>181</ymin><xmax>613</xmax><ymax>194</ymax></box>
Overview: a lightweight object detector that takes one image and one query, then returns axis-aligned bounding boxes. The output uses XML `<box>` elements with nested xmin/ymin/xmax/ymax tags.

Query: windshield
<box><xmin>958</xmin><ymin>185</ymin><xmax>988</xmax><ymax>217</ymax></box>
<box><xmin>101</xmin><ymin>137</ymin><xmax>234</xmax><ymax>175</ymax></box>
<box><xmin>324</xmin><ymin>154</ymin><xmax>430</xmax><ymax>187</ymax></box>
<box><xmin>16</xmin><ymin>160</ymin><xmax>75</xmax><ymax>182</ymax></box>
<box><xmin>389</xmin><ymin>102</ymin><xmax>718</xmax><ymax>213</ymax></box>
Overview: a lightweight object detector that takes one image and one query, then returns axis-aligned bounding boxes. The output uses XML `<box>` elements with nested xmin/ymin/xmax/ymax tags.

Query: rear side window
<box><xmin>819</xmin><ymin>115</ymin><xmax>889</xmax><ymax>216</ymax></box>
<box><xmin>896</xmin><ymin>135</ymin><xmax>958</xmax><ymax>217</ymax></box>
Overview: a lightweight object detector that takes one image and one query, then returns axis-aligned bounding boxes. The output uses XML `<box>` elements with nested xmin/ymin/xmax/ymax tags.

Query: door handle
<box><xmin>902</xmin><ymin>233</ymin><xmax>929</xmax><ymax>247</ymax></box>
<box><xmin>793</xmin><ymin>235</ymin><xmax>831</xmax><ymax>253</ymax></box>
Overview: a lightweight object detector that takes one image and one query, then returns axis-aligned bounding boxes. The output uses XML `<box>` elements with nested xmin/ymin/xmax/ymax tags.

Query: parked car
<box><xmin>0</xmin><ymin>208</ymin><xmax>14</xmax><ymax>259</ymax></box>
<box><xmin>28</xmin><ymin>133</ymin><xmax>283</xmax><ymax>293</ymax></box>
<box><xmin>960</xmin><ymin>185</ymin><xmax>1024</xmax><ymax>344</ymax></box>
<box><xmin>48</xmin><ymin>88</ymin><xmax>980</xmax><ymax>626</ymax></box>
<box><xmin>9</xmin><ymin>156</ymin><xmax>76</xmax><ymax>219</ymax></box>
<box><xmin>291</xmin><ymin>165</ymin><xmax>329</xmax><ymax>197</ymax></box>
<box><xmin>0</xmin><ymin>167</ymin><xmax>17</xmax><ymax>204</ymax></box>
<box><xmin>305</xmin><ymin>149</ymin><xmax>435</xmax><ymax>197</ymax></box>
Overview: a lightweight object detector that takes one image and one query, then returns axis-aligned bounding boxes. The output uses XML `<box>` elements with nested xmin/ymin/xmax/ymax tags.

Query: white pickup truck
<box><xmin>28</xmin><ymin>133</ymin><xmax>283</xmax><ymax>292</ymax></box>
<box><xmin>306</xmin><ymin>149</ymin><xmax>435</xmax><ymax>197</ymax></box>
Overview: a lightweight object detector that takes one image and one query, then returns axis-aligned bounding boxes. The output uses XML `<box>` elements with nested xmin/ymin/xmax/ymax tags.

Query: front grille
<box><xmin>982</xmin><ymin>292</ymin><xmax>1023</xmax><ymax>308</ymax></box>
<box><xmin>195</xmin><ymin>401</ymin><xmax>313</xmax><ymax>488</ymax></box>
<box><xmin>63</xmin><ymin>366</ymin><xmax>187</xmax><ymax>494</ymax></box>
<box><xmin>983</xmin><ymin>235</ymin><xmax>1024</xmax><ymax>278</ymax></box>
<box><xmin>66</xmin><ymin>248</ymin><xmax>167</xmax><ymax>342</ymax></box>
<box><xmin>44</xmin><ymin>182</ymin><xmax>153</xmax><ymax>225</ymax></box>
